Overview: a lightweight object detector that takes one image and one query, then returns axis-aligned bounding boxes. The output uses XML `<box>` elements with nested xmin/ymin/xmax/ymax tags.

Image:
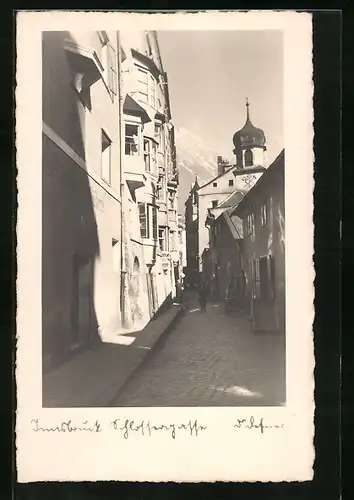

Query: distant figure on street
<box><xmin>175</xmin><ymin>279</ymin><xmax>184</xmax><ymax>305</ymax></box>
<box><xmin>198</xmin><ymin>280</ymin><xmax>209</xmax><ymax>313</ymax></box>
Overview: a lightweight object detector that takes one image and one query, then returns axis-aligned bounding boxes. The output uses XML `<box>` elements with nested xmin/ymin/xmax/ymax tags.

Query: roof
<box><xmin>123</xmin><ymin>95</ymin><xmax>151</xmax><ymax>124</ymax></box>
<box><xmin>131</xmin><ymin>47</ymin><xmax>162</xmax><ymax>79</ymax></box>
<box><xmin>232</xmin><ymin>149</ymin><xmax>285</xmax><ymax>217</ymax></box>
<box><xmin>218</xmin><ymin>189</ymin><xmax>245</xmax><ymax>209</ymax></box>
<box><xmin>232</xmin><ymin>100</ymin><xmax>266</xmax><ymax>149</ymax></box>
<box><xmin>190</xmin><ymin>177</ymin><xmax>200</xmax><ymax>193</ymax></box>
<box><xmin>223</xmin><ymin>210</ymin><xmax>243</xmax><ymax>239</ymax></box>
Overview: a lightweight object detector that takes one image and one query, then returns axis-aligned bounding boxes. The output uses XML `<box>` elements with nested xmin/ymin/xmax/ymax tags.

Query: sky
<box><xmin>157</xmin><ymin>30</ymin><xmax>284</xmax><ymax>164</ymax></box>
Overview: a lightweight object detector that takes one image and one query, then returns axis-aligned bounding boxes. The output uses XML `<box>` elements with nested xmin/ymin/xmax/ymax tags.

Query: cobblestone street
<box><xmin>114</xmin><ymin>292</ymin><xmax>286</xmax><ymax>407</ymax></box>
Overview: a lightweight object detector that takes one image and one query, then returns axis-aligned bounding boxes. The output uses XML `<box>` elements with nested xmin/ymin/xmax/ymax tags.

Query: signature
<box><xmin>31</xmin><ymin>419</ymin><xmax>102</xmax><ymax>433</ymax></box>
<box><xmin>234</xmin><ymin>416</ymin><xmax>284</xmax><ymax>434</ymax></box>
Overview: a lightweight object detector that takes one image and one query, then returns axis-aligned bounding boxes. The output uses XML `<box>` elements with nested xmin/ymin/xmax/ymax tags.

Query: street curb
<box><xmin>104</xmin><ymin>305</ymin><xmax>185</xmax><ymax>406</ymax></box>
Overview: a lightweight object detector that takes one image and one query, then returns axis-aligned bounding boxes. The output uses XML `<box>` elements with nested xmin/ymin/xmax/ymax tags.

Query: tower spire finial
<box><xmin>246</xmin><ymin>97</ymin><xmax>250</xmax><ymax>120</ymax></box>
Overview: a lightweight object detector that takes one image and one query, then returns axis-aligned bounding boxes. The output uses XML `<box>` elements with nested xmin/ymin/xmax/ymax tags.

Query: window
<box><xmin>139</xmin><ymin>203</ymin><xmax>157</xmax><ymax>240</ymax></box>
<box><xmin>158</xmin><ymin>177</ymin><xmax>165</xmax><ymax>200</ymax></box>
<box><xmin>212</xmin><ymin>200</ymin><xmax>218</xmax><ymax>208</ymax></box>
<box><xmin>245</xmin><ymin>149</ymin><xmax>253</xmax><ymax>167</ymax></box>
<box><xmin>125</xmin><ymin>124</ymin><xmax>139</xmax><ymax>155</ymax></box>
<box><xmin>106</xmin><ymin>44</ymin><xmax>118</xmax><ymax>96</ymax></box>
<box><xmin>159</xmin><ymin>228</ymin><xmax>166</xmax><ymax>251</ymax></box>
<box><xmin>213</xmin><ymin>182</ymin><xmax>217</xmax><ymax>187</ymax></box>
<box><xmin>136</xmin><ymin>66</ymin><xmax>157</xmax><ymax>108</ymax></box>
<box><xmin>151</xmin><ymin>142</ymin><xmax>157</xmax><ymax>174</ymax></box>
<box><xmin>149</xmin><ymin>73</ymin><xmax>156</xmax><ymax>108</ymax></box>
<box><xmin>138</xmin><ymin>203</ymin><xmax>149</xmax><ymax>239</ymax></box>
<box><xmin>143</xmin><ymin>139</ymin><xmax>157</xmax><ymax>174</ymax></box>
<box><xmin>97</xmin><ymin>31</ymin><xmax>109</xmax><ymax>63</ymax></box>
<box><xmin>98</xmin><ymin>33</ymin><xmax>117</xmax><ymax>98</ymax></box>
<box><xmin>144</xmin><ymin>139</ymin><xmax>151</xmax><ymax>172</ymax></box>
<box><xmin>152</xmin><ymin>206</ymin><xmax>158</xmax><ymax>240</ymax></box>
<box><xmin>155</xmin><ymin>122</ymin><xmax>165</xmax><ymax>153</ymax></box>
<box><xmin>101</xmin><ymin>130</ymin><xmax>111</xmax><ymax>183</ymax></box>
<box><xmin>246</xmin><ymin>213</ymin><xmax>255</xmax><ymax>236</ymax></box>
<box><xmin>228</xmin><ymin>179</ymin><xmax>234</xmax><ymax>187</ymax></box>
<box><xmin>261</xmin><ymin>202</ymin><xmax>268</xmax><ymax>227</ymax></box>
<box><xmin>169</xmin><ymin>230</ymin><xmax>175</xmax><ymax>252</ymax></box>
<box><xmin>137</xmin><ymin>68</ymin><xmax>149</xmax><ymax>103</ymax></box>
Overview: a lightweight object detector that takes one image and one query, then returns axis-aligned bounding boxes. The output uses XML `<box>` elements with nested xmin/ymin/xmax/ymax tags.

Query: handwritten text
<box><xmin>234</xmin><ymin>416</ymin><xmax>284</xmax><ymax>434</ymax></box>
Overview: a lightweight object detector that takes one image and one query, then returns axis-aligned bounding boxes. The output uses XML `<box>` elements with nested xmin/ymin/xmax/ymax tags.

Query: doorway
<box><xmin>251</xmin><ymin>255</ymin><xmax>278</xmax><ymax>332</ymax></box>
<box><xmin>72</xmin><ymin>254</ymin><xmax>93</xmax><ymax>348</ymax></box>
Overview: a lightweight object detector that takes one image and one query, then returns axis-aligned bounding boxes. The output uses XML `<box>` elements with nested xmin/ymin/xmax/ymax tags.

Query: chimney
<box><xmin>217</xmin><ymin>156</ymin><xmax>229</xmax><ymax>176</ymax></box>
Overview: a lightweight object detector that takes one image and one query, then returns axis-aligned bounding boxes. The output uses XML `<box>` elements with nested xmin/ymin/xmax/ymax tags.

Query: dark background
<box><xmin>3</xmin><ymin>6</ymin><xmax>345</xmax><ymax>500</ymax></box>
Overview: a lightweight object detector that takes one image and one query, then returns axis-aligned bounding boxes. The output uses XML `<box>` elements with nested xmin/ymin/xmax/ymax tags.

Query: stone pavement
<box><xmin>42</xmin><ymin>304</ymin><xmax>184</xmax><ymax>407</ymax></box>
<box><xmin>113</xmin><ymin>293</ymin><xmax>286</xmax><ymax>407</ymax></box>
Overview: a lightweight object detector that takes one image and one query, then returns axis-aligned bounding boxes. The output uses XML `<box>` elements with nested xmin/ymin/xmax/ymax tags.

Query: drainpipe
<box><xmin>117</xmin><ymin>31</ymin><xmax>126</xmax><ymax>327</ymax></box>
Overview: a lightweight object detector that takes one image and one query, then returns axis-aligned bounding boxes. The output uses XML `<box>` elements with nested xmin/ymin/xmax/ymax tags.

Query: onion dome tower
<box><xmin>233</xmin><ymin>98</ymin><xmax>267</xmax><ymax>169</ymax></box>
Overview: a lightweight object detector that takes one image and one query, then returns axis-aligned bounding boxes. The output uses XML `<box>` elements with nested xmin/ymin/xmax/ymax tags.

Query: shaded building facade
<box><xmin>203</xmin><ymin>190</ymin><xmax>245</xmax><ymax>302</ymax></box>
<box><xmin>233</xmin><ymin>150</ymin><xmax>285</xmax><ymax>333</ymax></box>
<box><xmin>42</xmin><ymin>31</ymin><xmax>123</xmax><ymax>372</ymax></box>
<box><xmin>42</xmin><ymin>30</ymin><xmax>180</xmax><ymax>376</ymax></box>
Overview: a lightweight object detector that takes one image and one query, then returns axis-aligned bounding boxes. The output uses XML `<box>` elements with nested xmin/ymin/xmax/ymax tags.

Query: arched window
<box><xmin>133</xmin><ymin>257</ymin><xmax>140</xmax><ymax>274</ymax></box>
<box><xmin>244</xmin><ymin>149</ymin><xmax>253</xmax><ymax>167</ymax></box>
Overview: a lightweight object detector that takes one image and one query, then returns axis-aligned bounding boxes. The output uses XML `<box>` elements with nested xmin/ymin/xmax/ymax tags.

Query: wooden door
<box><xmin>72</xmin><ymin>255</ymin><xmax>92</xmax><ymax>347</ymax></box>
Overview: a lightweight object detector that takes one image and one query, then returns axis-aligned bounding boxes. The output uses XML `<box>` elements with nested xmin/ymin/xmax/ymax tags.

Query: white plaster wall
<box><xmin>68</xmin><ymin>30</ymin><xmax>122</xmax><ymax>342</ymax></box>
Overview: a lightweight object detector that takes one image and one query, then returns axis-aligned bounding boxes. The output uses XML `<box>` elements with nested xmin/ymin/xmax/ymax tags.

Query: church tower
<box><xmin>232</xmin><ymin>98</ymin><xmax>267</xmax><ymax>169</ymax></box>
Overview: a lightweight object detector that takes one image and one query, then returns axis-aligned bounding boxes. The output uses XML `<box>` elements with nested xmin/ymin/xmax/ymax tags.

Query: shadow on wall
<box><xmin>42</xmin><ymin>31</ymin><xmax>100</xmax><ymax>376</ymax></box>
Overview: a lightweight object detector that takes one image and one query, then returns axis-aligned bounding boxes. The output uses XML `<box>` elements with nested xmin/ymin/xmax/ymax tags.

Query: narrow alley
<box><xmin>113</xmin><ymin>292</ymin><xmax>286</xmax><ymax>407</ymax></box>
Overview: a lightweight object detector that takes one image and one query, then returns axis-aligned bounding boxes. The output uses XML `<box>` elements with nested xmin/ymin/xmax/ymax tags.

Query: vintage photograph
<box><xmin>17</xmin><ymin>11</ymin><xmax>314</xmax><ymax>483</ymax></box>
<box><xmin>41</xmin><ymin>29</ymin><xmax>285</xmax><ymax>408</ymax></box>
